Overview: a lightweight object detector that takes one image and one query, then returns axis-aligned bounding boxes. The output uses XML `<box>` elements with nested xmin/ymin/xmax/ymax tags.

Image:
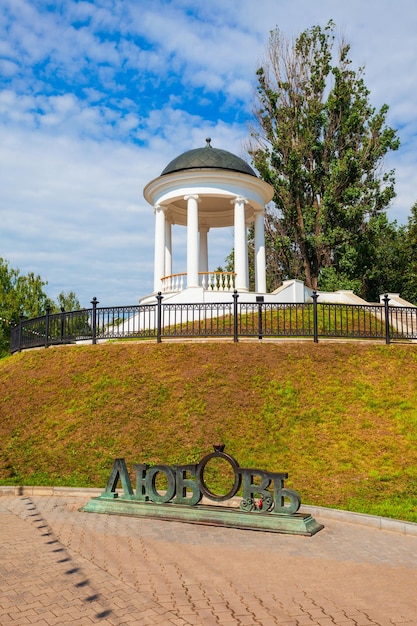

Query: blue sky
<box><xmin>1</xmin><ymin>0</ymin><xmax>417</xmax><ymax>307</ymax></box>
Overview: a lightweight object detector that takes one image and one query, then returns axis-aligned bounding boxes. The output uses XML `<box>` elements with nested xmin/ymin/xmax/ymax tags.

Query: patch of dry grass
<box><xmin>1</xmin><ymin>341</ymin><xmax>417</xmax><ymax>520</ymax></box>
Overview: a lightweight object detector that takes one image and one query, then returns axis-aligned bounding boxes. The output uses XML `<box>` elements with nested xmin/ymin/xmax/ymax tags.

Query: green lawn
<box><xmin>1</xmin><ymin>340</ymin><xmax>416</xmax><ymax>522</ymax></box>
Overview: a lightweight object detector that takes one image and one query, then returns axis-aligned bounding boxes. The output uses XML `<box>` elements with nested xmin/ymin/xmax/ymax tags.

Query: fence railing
<box><xmin>9</xmin><ymin>292</ymin><xmax>417</xmax><ymax>353</ymax></box>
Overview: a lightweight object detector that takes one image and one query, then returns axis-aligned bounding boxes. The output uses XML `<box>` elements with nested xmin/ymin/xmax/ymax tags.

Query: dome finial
<box><xmin>159</xmin><ymin>139</ymin><xmax>257</xmax><ymax>176</ymax></box>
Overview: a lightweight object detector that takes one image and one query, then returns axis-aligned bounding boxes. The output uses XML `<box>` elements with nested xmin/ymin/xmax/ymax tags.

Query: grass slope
<box><xmin>1</xmin><ymin>341</ymin><xmax>417</xmax><ymax>521</ymax></box>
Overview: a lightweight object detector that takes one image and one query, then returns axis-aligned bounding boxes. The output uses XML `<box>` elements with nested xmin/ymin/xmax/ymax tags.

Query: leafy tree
<box><xmin>54</xmin><ymin>291</ymin><xmax>81</xmax><ymax>313</ymax></box>
<box><xmin>397</xmin><ymin>202</ymin><xmax>417</xmax><ymax>304</ymax></box>
<box><xmin>1</xmin><ymin>258</ymin><xmax>49</xmax><ymax>355</ymax></box>
<box><xmin>316</xmin><ymin>212</ymin><xmax>407</xmax><ymax>302</ymax></box>
<box><xmin>339</xmin><ymin>204</ymin><xmax>417</xmax><ymax>304</ymax></box>
<box><xmin>248</xmin><ymin>21</ymin><xmax>400</xmax><ymax>294</ymax></box>
<box><xmin>0</xmin><ymin>258</ymin><xmax>81</xmax><ymax>356</ymax></box>
<box><xmin>0</xmin><ymin>259</ymin><xmax>50</xmax><ymax>318</ymax></box>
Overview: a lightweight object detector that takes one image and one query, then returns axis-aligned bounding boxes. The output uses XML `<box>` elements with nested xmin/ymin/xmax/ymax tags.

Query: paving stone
<box><xmin>1</xmin><ymin>495</ymin><xmax>417</xmax><ymax>625</ymax></box>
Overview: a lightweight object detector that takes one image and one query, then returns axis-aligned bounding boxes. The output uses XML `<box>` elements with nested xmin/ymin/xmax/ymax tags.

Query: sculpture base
<box><xmin>80</xmin><ymin>496</ymin><xmax>324</xmax><ymax>536</ymax></box>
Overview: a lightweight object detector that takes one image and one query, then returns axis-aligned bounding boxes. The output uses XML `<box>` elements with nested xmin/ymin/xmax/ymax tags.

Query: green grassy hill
<box><xmin>1</xmin><ymin>341</ymin><xmax>417</xmax><ymax>521</ymax></box>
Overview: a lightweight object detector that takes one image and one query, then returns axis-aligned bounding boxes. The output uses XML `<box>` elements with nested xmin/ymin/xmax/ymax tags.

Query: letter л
<box><xmin>102</xmin><ymin>459</ymin><xmax>134</xmax><ymax>499</ymax></box>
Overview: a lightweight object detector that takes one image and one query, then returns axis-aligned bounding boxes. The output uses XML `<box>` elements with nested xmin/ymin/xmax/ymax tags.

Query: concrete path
<box><xmin>1</xmin><ymin>494</ymin><xmax>417</xmax><ymax>625</ymax></box>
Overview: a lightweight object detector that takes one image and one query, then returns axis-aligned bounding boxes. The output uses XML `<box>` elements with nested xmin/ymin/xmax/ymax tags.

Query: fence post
<box><xmin>60</xmin><ymin>307</ymin><xmax>65</xmax><ymax>343</ymax></box>
<box><xmin>18</xmin><ymin>312</ymin><xmax>25</xmax><ymax>352</ymax></box>
<box><xmin>156</xmin><ymin>292</ymin><xmax>163</xmax><ymax>343</ymax></box>
<box><xmin>232</xmin><ymin>290</ymin><xmax>239</xmax><ymax>342</ymax></box>
<box><xmin>256</xmin><ymin>296</ymin><xmax>264</xmax><ymax>340</ymax></box>
<box><xmin>383</xmin><ymin>294</ymin><xmax>391</xmax><ymax>345</ymax></box>
<box><xmin>312</xmin><ymin>291</ymin><xmax>319</xmax><ymax>343</ymax></box>
<box><xmin>45</xmin><ymin>304</ymin><xmax>51</xmax><ymax>348</ymax></box>
<box><xmin>91</xmin><ymin>297</ymin><xmax>99</xmax><ymax>345</ymax></box>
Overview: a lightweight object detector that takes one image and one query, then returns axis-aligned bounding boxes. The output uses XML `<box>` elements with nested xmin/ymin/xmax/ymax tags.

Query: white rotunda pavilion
<box><xmin>142</xmin><ymin>139</ymin><xmax>279</xmax><ymax>303</ymax></box>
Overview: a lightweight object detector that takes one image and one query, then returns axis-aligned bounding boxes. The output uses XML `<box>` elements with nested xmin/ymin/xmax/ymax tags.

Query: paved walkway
<box><xmin>1</xmin><ymin>494</ymin><xmax>417</xmax><ymax>626</ymax></box>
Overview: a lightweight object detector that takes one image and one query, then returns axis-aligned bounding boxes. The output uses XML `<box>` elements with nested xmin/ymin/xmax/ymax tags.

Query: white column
<box><xmin>254</xmin><ymin>209</ymin><xmax>266</xmax><ymax>293</ymax></box>
<box><xmin>199</xmin><ymin>224</ymin><xmax>209</xmax><ymax>275</ymax></box>
<box><xmin>185</xmin><ymin>194</ymin><xmax>200</xmax><ymax>288</ymax></box>
<box><xmin>233</xmin><ymin>196</ymin><xmax>249</xmax><ymax>291</ymax></box>
<box><xmin>154</xmin><ymin>204</ymin><xmax>166</xmax><ymax>293</ymax></box>
<box><xmin>165</xmin><ymin>218</ymin><xmax>172</xmax><ymax>278</ymax></box>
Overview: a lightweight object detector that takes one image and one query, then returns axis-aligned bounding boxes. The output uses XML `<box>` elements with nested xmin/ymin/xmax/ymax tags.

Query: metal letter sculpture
<box><xmin>81</xmin><ymin>445</ymin><xmax>323</xmax><ymax>535</ymax></box>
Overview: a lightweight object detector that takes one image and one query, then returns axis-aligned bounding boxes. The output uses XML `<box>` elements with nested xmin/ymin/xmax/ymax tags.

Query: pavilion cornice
<box><xmin>144</xmin><ymin>168</ymin><xmax>274</xmax><ymax>210</ymax></box>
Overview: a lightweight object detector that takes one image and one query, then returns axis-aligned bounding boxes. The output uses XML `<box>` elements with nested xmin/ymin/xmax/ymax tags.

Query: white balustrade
<box><xmin>200</xmin><ymin>271</ymin><xmax>236</xmax><ymax>292</ymax></box>
<box><xmin>160</xmin><ymin>271</ymin><xmax>236</xmax><ymax>293</ymax></box>
<box><xmin>161</xmin><ymin>273</ymin><xmax>186</xmax><ymax>293</ymax></box>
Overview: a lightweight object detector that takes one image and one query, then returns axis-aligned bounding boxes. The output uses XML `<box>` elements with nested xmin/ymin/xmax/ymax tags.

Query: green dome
<box><xmin>161</xmin><ymin>138</ymin><xmax>256</xmax><ymax>177</ymax></box>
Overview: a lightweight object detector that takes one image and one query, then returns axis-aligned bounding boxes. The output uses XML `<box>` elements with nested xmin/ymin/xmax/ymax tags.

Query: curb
<box><xmin>0</xmin><ymin>486</ymin><xmax>103</xmax><ymax>497</ymax></box>
<box><xmin>1</xmin><ymin>485</ymin><xmax>416</xmax><ymax>536</ymax></box>
<box><xmin>301</xmin><ymin>504</ymin><xmax>417</xmax><ymax>536</ymax></box>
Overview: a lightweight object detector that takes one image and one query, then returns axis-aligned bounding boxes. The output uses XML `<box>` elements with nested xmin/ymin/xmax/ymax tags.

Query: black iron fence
<box><xmin>9</xmin><ymin>292</ymin><xmax>417</xmax><ymax>353</ymax></box>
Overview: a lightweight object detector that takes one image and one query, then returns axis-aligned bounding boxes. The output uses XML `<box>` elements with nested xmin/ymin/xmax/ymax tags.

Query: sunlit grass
<box><xmin>1</xmin><ymin>341</ymin><xmax>417</xmax><ymax>522</ymax></box>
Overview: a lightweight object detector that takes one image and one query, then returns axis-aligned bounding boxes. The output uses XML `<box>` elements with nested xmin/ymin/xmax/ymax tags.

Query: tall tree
<box><xmin>248</xmin><ymin>21</ymin><xmax>400</xmax><ymax>293</ymax></box>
